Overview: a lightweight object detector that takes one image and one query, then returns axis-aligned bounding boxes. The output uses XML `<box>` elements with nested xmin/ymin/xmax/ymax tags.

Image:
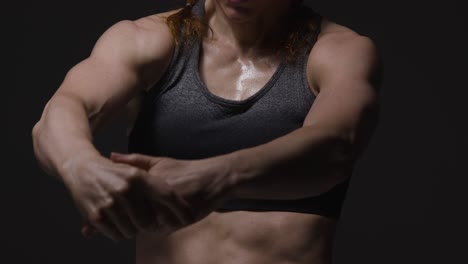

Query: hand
<box><xmin>110</xmin><ymin>152</ymin><xmax>236</xmax><ymax>225</ymax></box>
<box><xmin>62</xmin><ymin>153</ymin><xmax>189</xmax><ymax>242</ymax></box>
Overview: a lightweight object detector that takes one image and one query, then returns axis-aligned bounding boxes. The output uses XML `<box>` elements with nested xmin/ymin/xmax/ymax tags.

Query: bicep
<box><xmin>58</xmin><ymin>55</ymin><xmax>140</xmax><ymax>118</ymax></box>
<box><xmin>51</xmin><ymin>19</ymin><xmax>174</xmax><ymax>131</ymax></box>
<box><xmin>303</xmin><ymin>35</ymin><xmax>381</xmax><ymax>157</ymax></box>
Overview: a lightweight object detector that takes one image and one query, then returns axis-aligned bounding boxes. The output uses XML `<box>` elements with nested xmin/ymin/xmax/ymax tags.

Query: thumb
<box><xmin>110</xmin><ymin>152</ymin><xmax>161</xmax><ymax>170</ymax></box>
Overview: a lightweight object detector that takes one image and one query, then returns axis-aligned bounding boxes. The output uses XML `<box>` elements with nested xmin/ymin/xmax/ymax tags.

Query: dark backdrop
<box><xmin>8</xmin><ymin>0</ymin><xmax>467</xmax><ymax>263</ymax></box>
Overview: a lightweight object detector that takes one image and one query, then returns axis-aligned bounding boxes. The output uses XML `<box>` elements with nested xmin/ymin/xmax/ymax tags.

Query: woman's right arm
<box><xmin>32</xmin><ymin>17</ymin><xmax>174</xmax><ymax>180</ymax></box>
<box><xmin>31</xmin><ymin>15</ymin><xmax>190</xmax><ymax>241</ymax></box>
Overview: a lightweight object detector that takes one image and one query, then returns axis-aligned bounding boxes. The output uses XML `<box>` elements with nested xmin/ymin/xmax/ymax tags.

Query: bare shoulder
<box><xmin>307</xmin><ymin>18</ymin><xmax>380</xmax><ymax>93</ymax></box>
<box><xmin>95</xmin><ymin>10</ymin><xmax>175</xmax><ymax>64</ymax></box>
<box><xmin>132</xmin><ymin>10</ymin><xmax>180</xmax><ymax>41</ymax></box>
<box><xmin>95</xmin><ymin>10</ymin><xmax>182</xmax><ymax>91</ymax></box>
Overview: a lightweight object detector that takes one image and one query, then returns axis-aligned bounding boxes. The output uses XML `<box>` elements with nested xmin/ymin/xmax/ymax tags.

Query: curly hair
<box><xmin>164</xmin><ymin>0</ymin><xmax>322</xmax><ymax>63</ymax></box>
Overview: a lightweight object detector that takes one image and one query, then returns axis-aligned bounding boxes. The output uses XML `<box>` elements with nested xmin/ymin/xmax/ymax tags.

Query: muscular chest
<box><xmin>199</xmin><ymin>41</ymin><xmax>281</xmax><ymax>101</ymax></box>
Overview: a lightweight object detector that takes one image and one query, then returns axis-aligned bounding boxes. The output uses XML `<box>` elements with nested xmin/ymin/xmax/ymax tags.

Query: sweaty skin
<box><xmin>32</xmin><ymin>0</ymin><xmax>379</xmax><ymax>263</ymax></box>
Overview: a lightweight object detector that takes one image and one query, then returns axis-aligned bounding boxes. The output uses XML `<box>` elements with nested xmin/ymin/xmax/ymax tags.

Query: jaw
<box><xmin>217</xmin><ymin>1</ymin><xmax>260</xmax><ymax>24</ymax></box>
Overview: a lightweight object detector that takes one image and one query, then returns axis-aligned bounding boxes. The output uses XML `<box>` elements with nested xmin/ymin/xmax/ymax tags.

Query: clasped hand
<box><xmin>72</xmin><ymin>152</ymin><xmax>235</xmax><ymax>242</ymax></box>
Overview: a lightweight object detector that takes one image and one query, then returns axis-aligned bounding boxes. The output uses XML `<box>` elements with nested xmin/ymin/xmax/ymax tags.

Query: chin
<box><xmin>223</xmin><ymin>5</ymin><xmax>257</xmax><ymax>23</ymax></box>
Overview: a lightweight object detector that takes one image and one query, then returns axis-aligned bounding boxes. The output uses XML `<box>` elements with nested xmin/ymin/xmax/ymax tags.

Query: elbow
<box><xmin>327</xmin><ymin>135</ymin><xmax>354</xmax><ymax>183</ymax></box>
<box><xmin>314</xmin><ymin>130</ymin><xmax>355</xmax><ymax>186</ymax></box>
<box><xmin>32</xmin><ymin>99</ymin><xmax>51</xmax><ymax>142</ymax></box>
<box><xmin>32</xmin><ymin>101</ymin><xmax>50</xmax><ymax>154</ymax></box>
<box><xmin>32</xmin><ymin>100</ymin><xmax>52</xmax><ymax>168</ymax></box>
<box><xmin>315</xmin><ymin>126</ymin><xmax>355</xmax><ymax>165</ymax></box>
<box><xmin>31</xmin><ymin>117</ymin><xmax>57</xmax><ymax>177</ymax></box>
<box><xmin>301</xmin><ymin>124</ymin><xmax>356</xmax><ymax>169</ymax></box>
<box><xmin>314</xmin><ymin>137</ymin><xmax>353</xmax><ymax>195</ymax></box>
<box><xmin>32</xmin><ymin>119</ymin><xmax>45</xmax><ymax>165</ymax></box>
<box><xmin>32</xmin><ymin>119</ymin><xmax>43</xmax><ymax>153</ymax></box>
<box><xmin>31</xmin><ymin>120</ymin><xmax>47</xmax><ymax>174</ymax></box>
<box><xmin>32</xmin><ymin>120</ymin><xmax>41</xmax><ymax>141</ymax></box>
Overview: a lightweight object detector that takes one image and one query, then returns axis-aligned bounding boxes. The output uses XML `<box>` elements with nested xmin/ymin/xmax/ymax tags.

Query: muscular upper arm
<box><xmin>304</xmin><ymin>33</ymin><xmax>382</xmax><ymax>161</ymax></box>
<box><xmin>51</xmin><ymin>16</ymin><xmax>175</xmax><ymax>131</ymax></box>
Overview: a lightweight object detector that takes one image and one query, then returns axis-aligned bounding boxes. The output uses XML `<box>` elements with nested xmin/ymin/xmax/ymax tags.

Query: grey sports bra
<box><xmin>128</xmin><ymin>0</ymin><xmax>350</xmax><ymax>219</ymax></box>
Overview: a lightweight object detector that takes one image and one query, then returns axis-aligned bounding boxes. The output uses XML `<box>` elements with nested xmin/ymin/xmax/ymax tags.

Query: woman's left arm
<box><xmin>225</xmin><ymin>34</ymin><xmax>382</xmax><ymax>199</ymax></box>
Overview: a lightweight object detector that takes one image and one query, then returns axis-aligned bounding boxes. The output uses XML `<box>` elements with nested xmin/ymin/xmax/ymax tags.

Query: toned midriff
<box><xmin>136</xmin><ymin>210</ymin><xmax>337</xmax><ymax>264</ymax></box>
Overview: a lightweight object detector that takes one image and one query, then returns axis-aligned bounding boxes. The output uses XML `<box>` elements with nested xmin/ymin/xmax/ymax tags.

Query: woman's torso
<box><xmin>126</xmin><ymin>2</ymin><xmax>357</xmax><ymax>263</ymax></box>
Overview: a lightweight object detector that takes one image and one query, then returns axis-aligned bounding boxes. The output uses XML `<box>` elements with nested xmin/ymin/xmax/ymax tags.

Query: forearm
<box><xmin>32</xmin><ymin>94</ymin><xmax>101</xmax><ymax>181</ymax></box>
<box><xmin>227</xmin><ymin>126</ymin><xmax>353</xmax><ymax>200</ymax></box>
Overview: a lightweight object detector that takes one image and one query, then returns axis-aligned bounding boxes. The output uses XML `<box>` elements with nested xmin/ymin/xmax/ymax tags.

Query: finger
<box><xmin>104</xmin><ymin>205</ymin><xmax>138</xmax><ymax>239</ymax></box>
<box><xmin>147</xmin><ymin>202</ymin><xmax>183</xmax><ymax>234</ymax></box>
<box><xmin>110</xmin><ymin>152</ymin><xmax>162</xmax><ymax>170</ymax></box>
<box><xmin>140</xmin><ymin>186</ymin><xmax>185</xmax><ymax>228</ymax></box>
<box><xmin>90</xmin><ymin>215</ymin><xmax>126</xmax><ymax>242</ymax></box>
<box><xmin>150</xmin><ymin>201</ymin><xmax>183</xmax><ymax>230</ymax></box>
<box><xmin>140</xmin><ymin>181</ymin><xmax>195</xmax><ymax>228</ymax></box>
<box><xmin>172</xmin><ymin>191</ymin><xmax>197</xmax><ymax>224</ymax></box>
<box><xmin>115</xmin><ymin>191</ymin><xmax>154</xmax><ymax>232</ymax></box>
<box><xmin>157</xmin><ymin>191</ymin><xmax>196</xmax><ymax>228</ymax></box>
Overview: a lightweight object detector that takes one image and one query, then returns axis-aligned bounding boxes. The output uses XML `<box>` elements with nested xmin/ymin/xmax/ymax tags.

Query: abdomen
<box><xmin>136</xmin><ymin>210</ymin><xmax>337</xmax><ymax>264</ymax></box>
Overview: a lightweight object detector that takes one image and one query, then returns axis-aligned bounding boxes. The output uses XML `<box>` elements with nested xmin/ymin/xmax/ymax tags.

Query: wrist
<box><xmin>59</xmin><ymin>148</ymin><xmax>102</xmax><ymax>184</ymax></box>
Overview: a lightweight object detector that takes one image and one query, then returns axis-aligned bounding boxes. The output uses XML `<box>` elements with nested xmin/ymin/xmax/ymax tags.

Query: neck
<box><xmin>205</xmin><ymin>0</ymin><xmax>291</xmax><ymax>56</ymax></box>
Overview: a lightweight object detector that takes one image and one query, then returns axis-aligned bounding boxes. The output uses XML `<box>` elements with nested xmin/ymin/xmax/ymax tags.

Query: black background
<box><xmin>8</xmin><ymin>0</ymin><xmax>467</xmax><ymax>263</ymax></box>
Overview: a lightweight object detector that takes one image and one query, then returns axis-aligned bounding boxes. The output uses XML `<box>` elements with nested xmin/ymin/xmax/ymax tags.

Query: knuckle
<box><xmin>99</xmin><ymin>196</ymin><xmax>115</xmax><ymax>210</ymax></box>
<box><xmin>126</xmin><ymin>169</ymin><xmax>145</xmax><ymax>185</ymax></box>
<box><xmin>127</xmin><ymin>167</ymin><xmax>141</xmax><ymax>178</ymax></box>
<box><xmin>88</xmin><ymin>211</ymin><xmax>103</xmax><ymax>224</ymax></box>
<box><xmin>112</xmin><ymin>182</ymin><xmax>129</xmax><ymax>195</ymax></box>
